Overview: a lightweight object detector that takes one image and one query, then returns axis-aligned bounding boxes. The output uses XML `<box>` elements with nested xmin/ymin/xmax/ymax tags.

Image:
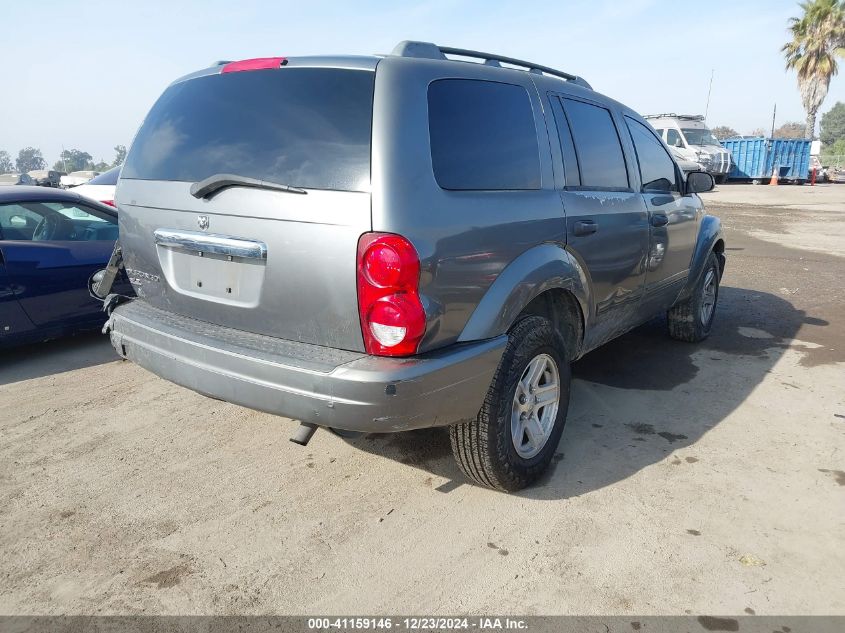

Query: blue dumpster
<box><xmin>722</xmin><ymin>138</ymin><xmax>812</xmax><ymax>182</ymax></box>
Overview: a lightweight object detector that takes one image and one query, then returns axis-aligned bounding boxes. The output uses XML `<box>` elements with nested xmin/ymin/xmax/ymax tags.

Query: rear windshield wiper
<box><xmin>190</xmin><ymin>173</ymin><xmax>307</xmax><ymax>199</ymax></box>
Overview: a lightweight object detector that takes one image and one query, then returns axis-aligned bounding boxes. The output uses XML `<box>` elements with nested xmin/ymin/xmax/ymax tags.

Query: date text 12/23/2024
<box><xmin>307</xmin><ymin>618</ymin><xmax>527</xmax><ymax>630</ymax></box>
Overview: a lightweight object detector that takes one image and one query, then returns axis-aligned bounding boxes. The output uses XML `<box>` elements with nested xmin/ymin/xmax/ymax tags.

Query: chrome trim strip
<box><xmin>154</xmin><ymin>229</ymin><xmax>267</xmax><ymax>260</ymax></box>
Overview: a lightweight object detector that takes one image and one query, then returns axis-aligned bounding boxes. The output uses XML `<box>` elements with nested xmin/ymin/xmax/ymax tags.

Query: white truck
<box><xmin>644</xmin><ymin>114</ymin><xmax>732</xmax><ymax>183</ymax></box>
<box><xmin>60</xmin><ymin>170</ymin><xmax>100</xmax><ymax>188</ymax></box>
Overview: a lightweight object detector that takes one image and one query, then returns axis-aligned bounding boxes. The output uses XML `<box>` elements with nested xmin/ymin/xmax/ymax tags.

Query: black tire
<box><xmin>449</xmin><ymin>316</ymin><xmax>571</xmax><ymax>491</ymax></box>
<box><xmin>667</xmin><ymin>252</ymin><xmax>721</xmax><ymax>342</ymax></box>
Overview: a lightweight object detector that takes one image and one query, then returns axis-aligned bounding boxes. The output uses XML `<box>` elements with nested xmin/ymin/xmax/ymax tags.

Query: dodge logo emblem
<box><xmin>197</xmin><ymin>215</ymin><xmax>209</xmax><ymax>230</ymax></box>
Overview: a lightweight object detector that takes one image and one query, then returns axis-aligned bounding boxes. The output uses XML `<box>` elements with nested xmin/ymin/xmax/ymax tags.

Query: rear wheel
<box><xmin>667</xmin><ymin>252</ymin><xmax>721</xmax><ymax>342</ymax></box>
<box><xmin>450</xmin><ymin>316</ymin><xmax>571</xmax><ymax>491</ymax></box>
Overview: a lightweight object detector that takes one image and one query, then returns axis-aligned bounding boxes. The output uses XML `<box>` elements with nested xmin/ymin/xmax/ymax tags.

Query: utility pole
<box><xmin>770</xmin><ymin>104</ymin><xmax>777</xmax><ymax>138</ymax></box>
<box><xmin>704</xmin><ymin>69</ymin><xmax>715</xmax><ymax>120</ymax></box>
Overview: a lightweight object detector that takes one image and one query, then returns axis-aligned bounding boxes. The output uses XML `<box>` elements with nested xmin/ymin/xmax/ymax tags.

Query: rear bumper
<box><xmin>107</xmin><ymin>300</ymin><xmax>506</xmax><ymax>433</ymax></box>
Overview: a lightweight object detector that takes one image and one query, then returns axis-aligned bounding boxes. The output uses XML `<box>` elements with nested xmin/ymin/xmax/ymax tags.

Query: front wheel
<box><xmin>667</xmin><ymin>252</ymin><xmax>721</xmax><ymax>342</ymax></box>
<box><xmin>450</xmin><ymin>316</ymin><xmax>571</xmax><ymax>491</ymax></box>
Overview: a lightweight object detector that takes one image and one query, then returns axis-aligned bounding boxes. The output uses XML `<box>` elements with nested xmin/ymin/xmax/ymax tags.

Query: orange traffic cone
<box><xmin>768</xmin><ymin>167</ymin><xmax>779</xmax><ymax>186</ymax></box>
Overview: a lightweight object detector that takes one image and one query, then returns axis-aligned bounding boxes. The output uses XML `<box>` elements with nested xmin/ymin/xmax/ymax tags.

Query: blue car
<box><xmin>0</xmin><ymin>186</ymin><xmax>124</xmax><ymax>347</ymax></box>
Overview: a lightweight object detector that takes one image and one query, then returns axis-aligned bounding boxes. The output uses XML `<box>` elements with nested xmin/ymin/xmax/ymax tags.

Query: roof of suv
<box><xmin>172</xmin><ymin>55</ymin><xmax>381</xmax><ymax>86</ymax></box>
<box><xmin>176</xmin><ymin>40</ymin><xmax>591</xmax><ymax>91</ymax></box>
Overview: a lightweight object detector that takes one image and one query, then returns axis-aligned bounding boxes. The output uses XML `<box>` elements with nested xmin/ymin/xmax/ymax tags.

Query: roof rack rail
<box><xmin>390</xmin><ymin>40</ymin><xmax>592</xmax><ymax>90</ymax></box>
<box><xmin>643</xmin><ymin>113</ymin><xmax>706</xmax><ymax>121</ymax></box>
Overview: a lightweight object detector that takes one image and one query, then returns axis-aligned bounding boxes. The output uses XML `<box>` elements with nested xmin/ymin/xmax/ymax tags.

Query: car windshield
<box><xmin>681</xmin><ymin>128</ymin><xmax>722</xmax><ymax>146</ymax></box>
<box><xmin>88</xmin><ymin>166</ymin><xmax>121</xmax><ymax>185</ymax></box>
<box><xmin>122</xmin><ymin>67</ymin><xmax>375</xmax><ymax>192</ymax></box>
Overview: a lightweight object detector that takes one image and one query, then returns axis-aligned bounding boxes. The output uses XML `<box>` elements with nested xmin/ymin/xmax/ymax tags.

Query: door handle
<box><xmin>650</xmin><ymin>214</ymin><xmax>669</xmax><ymax>227</ymax></box>
<box><xmin>573</xmin><ymin>220</ymin><xmax>598</xmax><ymax>237</ymax></box>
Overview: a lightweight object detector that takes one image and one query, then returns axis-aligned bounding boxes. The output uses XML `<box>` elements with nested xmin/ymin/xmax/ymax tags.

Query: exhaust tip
<box><xmin>290</xmin><ymin>423</ymin><xmax>319</xmax><ymax>446</ymax></box>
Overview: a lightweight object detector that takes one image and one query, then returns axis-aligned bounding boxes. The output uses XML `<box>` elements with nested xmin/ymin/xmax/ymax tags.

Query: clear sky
<box><xmin>3</xmin><ymin>0</ymin><xmax>844</xmax><ymax>167</ymax></box>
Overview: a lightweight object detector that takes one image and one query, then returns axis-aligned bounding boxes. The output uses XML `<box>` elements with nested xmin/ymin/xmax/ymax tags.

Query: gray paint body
<box><xmin>110</xmin><ymin>50</ymin><xmax>723</xmax><ymax>432</ymax></box>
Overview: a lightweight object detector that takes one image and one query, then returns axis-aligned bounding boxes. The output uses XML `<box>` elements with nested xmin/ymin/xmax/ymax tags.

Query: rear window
<box><xmin>123</xmin><ymin>68</ymin><xmax>375</xmax><ymax>192</ymax></box>
<box><xmin>428</xmin><ymin>79</ymin><xmax>540</xmax><ymax>191</ymax></box>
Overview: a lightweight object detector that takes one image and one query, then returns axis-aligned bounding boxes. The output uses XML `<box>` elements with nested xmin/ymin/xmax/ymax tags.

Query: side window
<box><xmin>428</xmin><ymin>79</ymin><xmax>541</xmax><ymax>190</ymax></box>
<box><xmin>0</xmin><ymin>201</ymin><xmax>116</xmax><ymax>242</ymax></box>
<box><xmin>666</xmin><ymin>129</ymin><xmax>683</xmax><ymax>148</ymax></box>
<box><xmin>42</xmin><ymin>202</ymin><xmax>118</xmax><ymax>241</ymax></box>
<box><xmin>0</xmin><ymin>204</ymin><xmax>42</xmax><ymax>240</ymax></box>
<box><xmin>626</xmin><ymin>117</ymin><xmax>679</xmax><ymax>193</ymax></box>
<box><xmin>562</xmin><ymin>98</ymin><xmax>629</xmax><ymax>190</ymax></box>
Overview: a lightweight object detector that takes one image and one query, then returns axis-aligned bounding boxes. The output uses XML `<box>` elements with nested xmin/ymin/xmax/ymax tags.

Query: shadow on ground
<box><xmin>344</xmin><ymin>286</ymin><xmax>828</xmax><ymax>498</ymax></box>
<box><xmin>0</xmin><ymin>331</ymin><xmax>118</xmax><ymax>387</ymax></box>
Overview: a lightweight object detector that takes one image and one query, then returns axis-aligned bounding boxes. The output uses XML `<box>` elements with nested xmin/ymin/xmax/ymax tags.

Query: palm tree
<box><xmin>782</xmin><ymin>0</ymin><xmax>845</xmax><ymax>138</ymax></box>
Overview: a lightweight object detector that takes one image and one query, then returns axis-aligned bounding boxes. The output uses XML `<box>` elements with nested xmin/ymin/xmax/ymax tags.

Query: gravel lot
<box><xmin>1</xmin><ymin>184</ymin><xmax>843</xmax><ymax>615</ymax></box>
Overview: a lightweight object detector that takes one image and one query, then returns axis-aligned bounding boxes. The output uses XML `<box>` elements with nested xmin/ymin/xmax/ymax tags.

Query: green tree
<box><xmin>773</xmin><ymin>121</ymin><xmax>810</xmax><ymax>138</ymax></box>
<box><xmin>831</xmin><ymin>137</ymin><xmax>845</xmax><ymax>154</ymax></box>
<box><xmin>53</xmin><ymin>148</ymin><xmax>93</xmax><ymax>173</ymax></box>
<box><xmin>0</xmin><ymin>150</ymin><xmax>12</xmax><ymax>173</ymax></box>
<box><xmin>712</xmin><ymin>126</ymin><xmax>739</xmax><ymax>140</ymax></box>
<box><xmin>820</xmin><ymin>101</ymin><xmax>845</xmax><ymax>145</ymax></box>
<box><xmin>16</xmin><ymin>147</ymin><xmax>46</xmax><ymax>172</ymax></box>
<box><xmin>782</xmin><ymin>0</ymin><xmax>845</xmax><ymax>138</ymax></box>
<box><xmin>111</xmin><ymin>144</ymin><xmax>126</xmax><ymax>168</ymax></box>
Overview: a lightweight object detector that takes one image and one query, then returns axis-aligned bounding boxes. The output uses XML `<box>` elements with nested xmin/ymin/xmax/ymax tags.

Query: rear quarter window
<box><xmin>123</xmin><ymin>68</ymin><xmax>375</xmax><ymax>192</ymax></box>
<box><xmin>428</xmin><ymin>79</ymin><xmax>541</xmax><ymax>191</ymax></box>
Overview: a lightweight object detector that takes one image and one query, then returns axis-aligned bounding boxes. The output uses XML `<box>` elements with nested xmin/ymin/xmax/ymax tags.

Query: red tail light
<box><xmin>101</xmin><ymin>199</ymin><xmax>115</xmax><ymax>207</ymax></box>
<box><xmin>357</xmin><ymin>233</ymin><xmax>425</xmax><ymax>356</ymax></box>
<box><xmin>221</xmin><ymin>57</ymin><xmax>288</xmax><ymax>73</ymax></box>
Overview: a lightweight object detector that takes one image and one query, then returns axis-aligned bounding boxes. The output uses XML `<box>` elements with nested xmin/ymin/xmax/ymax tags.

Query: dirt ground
<box><xmin>704</xmin><ymin>183</ymin><xmax>845</xmax><ymax>258</ymax></box>
<box><xmin>1</xmin><ymin>184</ymin><xmax>843</xmax><ymax>616</ymax></box>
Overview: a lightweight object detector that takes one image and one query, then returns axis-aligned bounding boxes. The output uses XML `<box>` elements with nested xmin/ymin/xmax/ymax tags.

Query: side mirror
<box><xmin>88</xmin><ymin>269</ymin><xmax>109</xmax><ymax>299</ymax></box>
<box><xmin>674</xmin><ymin>138</ymin><xmax>683</xmax><ymax>147</ymax></box>
<box><xmin>687</xmin><ymin>171</ymin><xmax>715</xmax><ymax>194</ymax></box>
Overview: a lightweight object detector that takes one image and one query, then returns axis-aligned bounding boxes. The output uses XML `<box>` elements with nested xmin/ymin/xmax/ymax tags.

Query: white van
<box><xmin>644</xmin><ymin>114</ymin><xmax>732</xmax><ymax>183</ymax></box>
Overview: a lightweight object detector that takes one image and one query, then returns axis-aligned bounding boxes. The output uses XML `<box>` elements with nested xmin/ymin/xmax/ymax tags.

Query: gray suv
<box><xmin>103</xmin><ymin>41</ymin><xmax>724</xmax><ymax>491</ymax></box>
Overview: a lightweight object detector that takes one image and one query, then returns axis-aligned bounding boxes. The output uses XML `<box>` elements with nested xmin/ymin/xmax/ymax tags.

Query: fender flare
<box><xmin>679</xmin><ymin>214</ymin><xmax>724</xmax><ymax>300</ymax></box>
<box><xmin>457</xmin><ymin>243</ymin><xmax>591</xmax><ymax>343</ymax></box>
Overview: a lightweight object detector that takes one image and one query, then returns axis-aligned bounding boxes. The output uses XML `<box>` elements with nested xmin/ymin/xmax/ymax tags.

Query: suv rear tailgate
<box><xmin>117</xmin><ymin>64</ymin><xmax>376</xmax><ymax>352</ymax></box>
<box><xmin>117</xmin><ymin>179</ymin><xmax>370</xmax><ymax>351</ymax></box>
